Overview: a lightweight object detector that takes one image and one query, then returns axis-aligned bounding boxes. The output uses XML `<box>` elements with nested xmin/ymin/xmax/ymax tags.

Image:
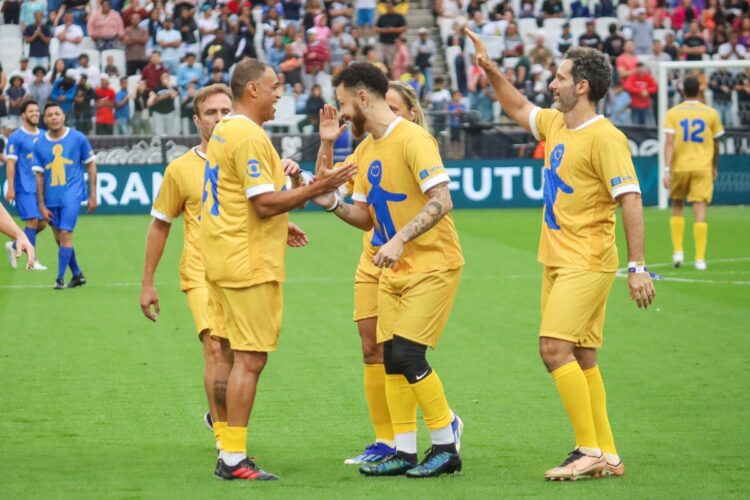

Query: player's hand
<box><xmin>662</xmin><ymin>171</ymin><xmax>670</xmax><ymax>190</ymax></box>
<box><xmin>319</xmin><ymin>104</ymin><xmax>347</xmax><ymax>143</ymax></box>
<box><xmin>464</xmin><ymin>28</ymin><xmax>493</xmax><ymax>72</ymax></box>
<box><xmin>628</xmin><ymin>272</ymin><xmax>655</xmax><ymax>309</ymax></box>
<box><xmin>373</xmin><ymin>236</ymin><xmax>404</xmax><ymax>269</ymax></box>
<box><xmin>312</xmin><ymin>191</ymin><xmax>336</xmax><ymax>209</ymax></box>
<box><xmin>40</xmin><ymin>205</ymin><xmax>53</xmax><ymax>222</ymax></box>
<box><xmin>15</xmin><ymin>230</ymin><xmax>35</xmax><ymax>269</ymax></box>
<box><xmin>87</xmin><ymin>194</ymin><xmax>97</xmax><ymax>213</ymax></box>
<box><xmin>5</xmin><ymin>186</ymin><xmax>15</xmax><ymax>203</ymax></box>
<box><xmin>712</xmin><ymin>167</ymin><xmax>718</xmax><ymax>180</ymax></box>
<box><xmin>287</xmin><ymin>221</ymin><xmax>308</xmax><ymax>247</ymax></box>
<box><xmin>314</xmin><ymin>162</ymin><xmax>358</xmax><ymax>194</ymax></box>
<box><xmin>281</xmin><ymin>158</ymin><xmax>301</xmax><ymax>177</ymax></box>
<box><xmin>140</xmin><ymin>285</ymin><xmax>160</xmax><ymax>322</ymax></box>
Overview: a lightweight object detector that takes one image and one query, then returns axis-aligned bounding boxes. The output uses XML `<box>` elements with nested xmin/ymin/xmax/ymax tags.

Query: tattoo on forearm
<box><xmin>399</xmin><ymin>193</ymin><xmax>447</xmax><ymax>243</ymax></box>
<box><xmin>336</xmin><ymin>202</ymin><xmax>351</xmax><ymax>218</ymax></box>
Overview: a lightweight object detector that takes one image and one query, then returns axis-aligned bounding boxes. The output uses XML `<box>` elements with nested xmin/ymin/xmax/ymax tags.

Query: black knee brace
<box><xmin>382</xmin><ymin>340</ymin><xmax>398</xmax><ymax>374</ymax></box>
<box><xmin>392</xmin><ymin>335</ymin><xmax>431</xmax><ymax>384</ymax></box>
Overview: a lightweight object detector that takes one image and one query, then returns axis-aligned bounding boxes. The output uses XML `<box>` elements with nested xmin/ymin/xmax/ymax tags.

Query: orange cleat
<box><xmin>544</xmin><ymin>449</ymin><xmax>606</xmax><ymax>481</ymax></box>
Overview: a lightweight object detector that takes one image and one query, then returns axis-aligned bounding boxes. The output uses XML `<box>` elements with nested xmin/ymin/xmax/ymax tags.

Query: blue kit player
<box><xmin>4</xmin><ymin>100</ymin><xmax>48</xmax><ymax>271</ymax></box>
<box><xmin>32</xmin><ymin>102</ymin><xmax>98</xmax><ymax>289</ymax></box>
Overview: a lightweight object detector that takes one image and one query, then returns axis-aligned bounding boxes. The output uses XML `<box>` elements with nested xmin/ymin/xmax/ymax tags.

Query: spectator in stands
<box><xmin>305</xmin><ymin>84</ymin><xmax>325</xmax><ymax>131</ymax></box>
<box><xmin>356</xmin><ymin>0</ymin><xmax>377</xmax><ymax>39</ymax></box>
<box><xmin>671</xmin><ymin>0</ymin><xmax>699</xmax><ymax>32</ymax></box>
<box><xmin>11</xmin><ymin>58</ymin><xmax>33</xmax><ymax>87</ymax></box>
<box><xmin>363</xmin><ymin>45</ymin><xmax>388</xmax><ymax>74</ymax></box>
<box><xmin>2</xmin><ymin>0</ymin><xmax>21</xmax><ymax>25</ymax></box>
<box><xmin>293</xmin><ymin>81</ymin><xmax>309</xmax><ymax>113</ymax></box>
<box><xmin>94</xmin><ymin>74</ymin><xmax>116</xmax><ymax>135</ymax></box>
<box><xmin>202</xmin><ymin>28</ymin><xmax>234</xmax><ymax>71</ymax></box>
<box><xmin>595</xmin><ymin>0</ymin><xmax>616</xmax><ymax>18</ymax></box>
<box><xmin>736</xmin><ymin>68</ymin><xmax>750</xmax><ymax>126</ymax></box>
<box><xmin>330</xmin><ymin>0</ymin><xmax>354</xmax><ymax>27</ymax></box>
<box><xmin>173</xmin><ymin>0</ymin><xmax>197</xmax><ymax>19</ymax></box>
<box><xmin>709</xmin><ymin>68</ymin><xmax>736</xmax><ymax>127</ymax></box>
<box><xmin>616</xmin><ymin>40</ymin><xmax>638</xmax><ymax>80</ymax></box>
<box><xmin>263</xmin><ymin>7</ymin><xmax>288</xmax><ymax>51</ymax></box>
<box><xmin>606</xmin><ymin>81</ymin><xmax>631</xmax><ymax>126</ymax></box>
<box><xmin>103</xmin><ymin>55</ymin><xmax>120</xmax><ymax>79</ymax></box>
<box><xmin>447</xmin><ymin>89</ymin><xmax>465</xmax><ymax>159</ymax></box>
<box><xmin>603</xmin><ymin>23</ymin><xmax>625</xmax><ymax>63</ymax></box>
<box><xmin>122</xmin><ymin>0</ymin><xmax>148</xmax><ymax>28</ymax></box>
<box><xmin>177</xmin><ymin>52</ymin><xmax>203</xmax><ymax>92</ymax></box>
<box><xmin>47</xmin><ymin>59</ymin><xmax>66</xmax><ymax>85</ymax></box>
<box><xmin>412</xmin><ymin>27</ymin><xmax>436</xmax><ymax>92</ymax></box>
<box><xmin>180</xmin><ymin>82</ymin><xmax>198</xmax><ymax>134</ymax></box>
<box><xmin>426</xmin><ymin>75</ymin><xmax>450</xmax><ymax>134</ymax></box>
<box><xmin>141</xmin><ymin>7</ymin><xmax>163</xmax><ymax>54</ymax></box>
<box><xmin>175</xmin><ymin>5</ymin><xmax>199</xmax><ymax>58</ymax></box>
<box><xmin>629</xmin><ymin>8</ymin><xmax>654</xmax><ymax>55</ymax></box>
<box><xmin>29</xmin><ymin>66</ymin><xmax>52</xmax><ymax>109</ymax></box>
<box><xmin>267</xmin><ymin>35</ymin><xmax>287</xmax><ymax>70</ymax></box>
<box><xmin>555</xmin><ymin>22</ymin><xmax>576</xmax><ymax>57</ymax></box>
<box><xmin>578</xmin><ymin>19</ymin><xmax>603</xmax><ymax>51</ymax></box>
<box><xmin>283</xmin><ymin>0</ymin><xmax>304</xmax><ymax>28</ymax></box>
<box><xmin>73</xmin><ymin>73</ymin><xmax>94</xmax><ymax>134</ymax></box>
<box><xmin>718</xmin><ymin>31</ymin><xmax>748</xmax><ymax>60</ymax></box>
<box><xmin>78</xmin><ymin>53</ymin><xmax>101</xmax><ymax>87</ymax></box>
<box><xmin>198</xmin><ymin>4</ymin><xmax>218</xmax><ymax>52</ymax></box>
<box><xmin>737</xmin><ymin>16</ymin><xmax>750</xmax><ymax>49</ymax></box>
<box><xmin>681</xmin><ymin>21</ymin><xmax>707</xmax><ymax>61</ymax></box>
<box><xmin>156</xmin><ymin>17</ymin><xmax>183</xmax><ymax>76</ymax></box>
<box><xmin>234</xmin><ymin>5</ymin><xmax>258</xmax><ymax>60</ymax></box>
<box><xmin>5</xmin><ymin>75</ymin><xmax>26</xmax><ymax>129</ymax></box>
<box><xmin>280</xmin><ymin>44</ymin><xmax>304</xmax><ymax>86</ymax></box>
<box><xmin>330</xmin><ymin>21</ymin><xmax>357</xmax><ymax>71</ymax></box>
<box><xmin>392</xmin><ymin>36</ymin><xmax>410</xmax><ymax>80</ymax></box>
<box><xmin>376</xmin><ymin>1</ymin><xmax>407</xmax><ymax>71</ymax></box>
<box><xmin>122</xmin><ymin>12</ymin><xmax>149</xmax><ymax>75</ymax></box>
<box><xmin>648</xmin><ymin>39</ymin><xmax>672</xmax><ymax>74</ymax></box>
<box><xmin>19</xmin><ymin>0</ymin><xmax>45</xmax><ymax>31</ymax></box>
<box><xmin>55</xmin><ymin>12</ymin><xmax>84</xmax><ymax>69</ymax></box>
<box><xmin>542</xmin><ymin>0</ymin><xmax>565</xmax><ymax>18</ymax></box>
<box><xmin>303</xmin><ymin>29</ymin><xmax>330</xmax><ymax>86</ymax></box>
<box><xmin>209</xmin><ymin>58</ymin><xmax>230</xmax><ymax>85</ymax></box>
<box><xmin>114</xmin><ymin>76</ymin><xmax>130</xmax><ymax>135</ymax></box>
<box><xmin>51</xmin><ymin>69</ymin><xmax>77</xmax><ymax>115</ymax></box>
<box><xmin>132</xmin><ymin>80</ymin><xmax>151</xmax><ymax>134</ymax></box>
<box><xmin>24</xmin><ymin>11</ymin><xmax>52</xmax><ymax>71</ymax></box>
<box><xmin>663</xmin><ymin>32</ymin><xmax>679</xmax><ymax>60</ymax></box>
<box><xmin>468</xmin><ymin>72</ymin><xmax>496</xmax><ymax>123</ymax></box>
<box><xmin>88</xmin><ymin>0</ymin><xmax>124</xmax><ymax>51</ymax></box>
<box><xmin>503</xmin><ymin>22</ymin><xmax>524</xmax><ymax>58</ymax></box>
<box><xmin>518</xmin><ymin>0</ymin><xmax>535</xmax><ymax>18</ymax></box>
<box><xmin>147</xmin><ymin>72</ymin><xmax>178</xmax><ymax>136</ymax></box>
<box><xmin>141</xmin><ymin>51</ymin><xmax>167</xmax><ymax>92</ymax></box>
<box><xmin>569</xmin><ymin>0</ymin><xmax>590</xmax><ymax>18</ymax></box>
<box><xmin>529</xmin><ymin>35</ymin><xmax>554</xmax><ymax>68</ymax></box>
<box><xmin>401</xmin><ymin>65</ymin><xmax>426</xmax><ymax>99</ymax></box>
<box><xmin>623</xmin><ymin>62</ymin><xmax>657</xmax><ymax>126</ymax></box>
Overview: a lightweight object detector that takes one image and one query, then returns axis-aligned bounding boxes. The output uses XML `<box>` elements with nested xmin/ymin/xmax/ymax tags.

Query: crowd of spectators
<box><xmin>0</xmin><ymin>0</ymin><xmax>748</xmax><ymax>141</ymax></box>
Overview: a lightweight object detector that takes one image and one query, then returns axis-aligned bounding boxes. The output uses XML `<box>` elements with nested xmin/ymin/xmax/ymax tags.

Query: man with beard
<box><xmin>466</xmin><ymin>29</ymin><xmax>655</xmax><ymax>481</ymax></box>
<box><xmin>4</xmin><ymin>100</ymin><xmax>48</xmax><ymax>270</ymax></box>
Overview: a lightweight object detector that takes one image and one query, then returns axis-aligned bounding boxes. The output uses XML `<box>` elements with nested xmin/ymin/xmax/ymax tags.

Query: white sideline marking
<box><xmin>615</xmin><ymin>257</ymin><xmax>750</xmax><ymax>286</ymax></box>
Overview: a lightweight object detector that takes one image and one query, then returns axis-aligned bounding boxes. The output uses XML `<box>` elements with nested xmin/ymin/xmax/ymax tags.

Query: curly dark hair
<box><xmin>563</xmin><ymin>47</ymin><xmax>612</xmax><ymax>104</ymax></box>
<box><xmin>331</xmin><ymin>63</ymin><xmax>389</xmax><ymax>99</ymax></box>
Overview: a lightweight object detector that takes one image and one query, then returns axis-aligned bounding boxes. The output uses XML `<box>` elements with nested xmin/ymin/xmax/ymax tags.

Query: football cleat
<box><xmin>345</xmin><ymin>442</ymin><xmax>397</xmax><ymax>465</ymax></box>
<box><xmin>214</xmin><ymin>457</ymin><xmax>279</xmax><ymax>481</ymax></box>
<box><xmin>359</xmin><ymin>452</ymin><xmax>416</xmax><ymax>476</ymax></box>
<box><xmin>54</xmin><ymin>279</ymin><xmax>65</xmax><ymax>290</ymax></box>
<box><xmin>406</xmin><ymin>446</ymin><xmax>462</xmax><ymax>478</ymax></box>
<box><xmin>451</xmin><ymin>413</ymin><xmax>464</xmax><ymax>453</ymax></box>
<box><xmin>594</xmin><ymin>460</ymin><xmax>625</xmax><ymax>478</ymax></box>
<box><xmin>31</xmin><ymin>260</ymin><xmax>47</xmax><ymax>271</ymax></box>
<box><xmin>544</xmin><ymin>449</ymin><xmax>606</xmax><ymax>481</ymax></box>
<box><xmin>695</xmin><ymin>260</ymin><xmax>707</xmax><ymax>271</ymax></box>
<box><xmin>5</xmin><ymin>241</ymin><xmax>17</xmax><ymax>269</ymax></box>
<box><xmin>66</xmin><ymin>273</ymin><xmax>86</xmax><ymax>288</ymax></box>
<box><xmin>203</xmin><ymin>411</ymin><xmax>213</xmax><ymax>432</ymax></box>
<box><xmin>672</xmin><ymin>251</ymin><xmax>684</xmax><ymax>268</ymax></box>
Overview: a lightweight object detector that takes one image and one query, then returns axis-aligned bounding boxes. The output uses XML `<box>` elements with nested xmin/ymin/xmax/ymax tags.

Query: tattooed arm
<box><xmin>373</xmin><ymin>182</ymin><xmax>453</xmax><ymax>268</ymax></box>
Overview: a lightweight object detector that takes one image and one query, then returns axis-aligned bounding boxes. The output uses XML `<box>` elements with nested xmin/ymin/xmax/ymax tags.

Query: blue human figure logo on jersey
<box><xmin>202</xmin><ymin>160</ymin><xmax>220</xmax><ymax>216</ymax></box>
<box><xmin>366</xmin><ymin>160</ymin><xmax>406</xmax><ymax>246</ymax></box>
<box><xmin>543</xmin><ymin>144</ymin><xmax>573</xmax><ymax>230</ymax></box>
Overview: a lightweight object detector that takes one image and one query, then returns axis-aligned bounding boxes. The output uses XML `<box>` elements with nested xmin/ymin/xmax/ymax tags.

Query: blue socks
<box><xmin>24</xmin><ymin>227</ymin><xmax>37</xmax><ymax>248</ymax></box>
<box><xmin>58</xmin><ymin>247</ymin><xmax>73</xmax><ymax>281</ymax></box>
<box><xmin>68</xmin><ymin>248</ymin><xmax>81</xmax><ymax>277</ymax></box>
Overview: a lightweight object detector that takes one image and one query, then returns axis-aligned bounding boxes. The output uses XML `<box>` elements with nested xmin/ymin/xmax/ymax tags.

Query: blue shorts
<box><xmin>357</xmin><ymin>8</ymin><xmax>375</xmax><ymax>26</ymax></box>
<box><xmin>15</xmin><ymin>192</ymin><xmax>42</xmax><ymax>221</ymax></box>
<box><xmin>50</xmin><ymin>204</ymin><xmax>80</xmax><ymax>232</ymax></box>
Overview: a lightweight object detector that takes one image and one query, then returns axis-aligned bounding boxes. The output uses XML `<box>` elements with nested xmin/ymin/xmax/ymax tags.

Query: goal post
<box><xmin>656</xmin><ymin>59</ymin><xmax>750</xmax><ymax>209</ymax></box>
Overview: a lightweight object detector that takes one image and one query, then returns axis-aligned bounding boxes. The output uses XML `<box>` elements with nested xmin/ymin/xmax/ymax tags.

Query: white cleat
<box><xmin>5</xmin><ymin>241</ymin><xmax>17</xmax><ymax>269</ymax></box>
<box><xmin>30</xmin><ymin>260</ymin><xmax>48</xmax><ymax>271</ymax></box>
<box><xmin>695</xmin><ymin>260</ymin><xmax>707</xmax><ymax>271</ymax></box>
<box><xmin>672</xmin><ymin>251</ymin><xmax>684</xmax><ymax>268</ymax></box>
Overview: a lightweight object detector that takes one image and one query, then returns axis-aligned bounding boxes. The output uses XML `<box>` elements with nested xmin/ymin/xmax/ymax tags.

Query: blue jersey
<box><xmin>4</xmin><ymin>127</ymin><xmax>40</xmax><ymax>193</ymax></box>
<box><xmin>32</xmin><ymin>128</ymin><xmax>95</xmax><ymax>208</ymax></box>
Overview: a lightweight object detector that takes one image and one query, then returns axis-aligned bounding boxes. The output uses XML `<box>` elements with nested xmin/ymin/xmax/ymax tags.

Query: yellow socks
<box><xmin>670</xmin><ymin>216</ymin><xmax>685</xmax><ymax>253</ymax></box>
<box><xmin>221</xmin><ymin>426</ymin><xmax>247</xmax><ymax>454</ymax></box>
<box><xmin>583</xmin><ymin>366</ymin><xmax>617</xmax><ymax>456</ymax></box>
<box><xmin>694</xmin><ymin>222</ymin><xmax>708</xmax><ymax>261</ymax></box>
<box><xmin>410</xmin><ymin>371</ymin><xmax>452</xmax><ymax>431</ymax></box>
<box><xmin>384</xmin><ymin>374</ymin><xmax>417</xmax><ymax>435</ymax></box>
<box><xmin>213</xmin><ymin>421</ymin><xmax>227</xmax><ymax>450</ymax></box>
<box><xmin>363</xmin><ymin>363</ymin><xmax>394</xmax><ymax>443</ymax></box>
<box><xmin>551</xmin><ymin>362</ymin><xmax>598</xmax><ymax>450</ymax></box>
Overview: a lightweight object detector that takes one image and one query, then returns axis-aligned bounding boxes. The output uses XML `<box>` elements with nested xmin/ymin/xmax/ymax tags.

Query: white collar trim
<box><xmin>45</xmin><ymin>127</ymin><xmax>70</xmax><ymax>141</ymax></box>
<box><xmin>570</xmin><ymin>114</ymin><xmax>604</xmax><ymax>131</ymax></box>
<box><xmin>375</xmin><ymin>116</ymin><xmax>403</xmax><ymax>142</ymax></box>
<box><xmin>193</xmin><ymin>146</ymin><xmax>207</xmax><ymax>160</ymax></box>
<box><xmin>20</xmin><ymin>126</ymin><xmax>39</xmax><ymax>136</ymax></box>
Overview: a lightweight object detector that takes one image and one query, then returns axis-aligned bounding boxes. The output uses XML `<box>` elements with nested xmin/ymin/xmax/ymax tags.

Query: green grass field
<box><xmin>1</xmin><ymin>207</ymin><xmax>748</xmax><ymax>499</ymax></box>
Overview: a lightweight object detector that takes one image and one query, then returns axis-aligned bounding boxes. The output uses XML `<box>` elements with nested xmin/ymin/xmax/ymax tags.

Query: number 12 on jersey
<box><xmin>680</xmin><ymin>118</ymin><xmax>705</xmax><ymax>143</ymax></box>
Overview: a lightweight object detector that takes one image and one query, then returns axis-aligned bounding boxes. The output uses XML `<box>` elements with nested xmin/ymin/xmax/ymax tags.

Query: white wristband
<box><xmin>325</xmin><ymin>197</ymin><xmax>340</xmax><ymax>212</ymax></box>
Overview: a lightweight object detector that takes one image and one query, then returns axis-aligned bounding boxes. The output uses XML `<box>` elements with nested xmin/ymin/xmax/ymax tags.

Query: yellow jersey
<box><xmin>530</xmin><ymin>108</ymin><xmax>640</xmax><ymax>272</ymax></box>
<box><xmin>351</xmin><ymin>117</ymin><xmax>463</xmax><ymax>274</ymax></box>
<box><xmin>199</xmin><ymin>114</ymin><xmax>288</xmax><ymax>288</ymax></box>
<box><xmin>663</xmin><ymin>100</ymin><xmax>724</xmax><ymax>172</ymax></box>
<box><xmin>151</xmin><ymin>147</ymin><xmax>207</xmax><ymax>291</ymax></box>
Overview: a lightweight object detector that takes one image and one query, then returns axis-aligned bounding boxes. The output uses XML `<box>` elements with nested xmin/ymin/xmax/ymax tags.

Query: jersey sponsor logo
<box><xmin>610</xmin><ymin>176</ymin><xmax>622</xmax><ymax>187</ymax></box>
<box><xmin>202</xmin><ymin>160</ymin><xmax>220</xmax><ymax>216</ymax></box>
<box><xmin>246</xmin><ymin>159</ymin><xmax>261</xmax><ymax>178</ymax></box>
<box><xmin>366</xmin><ymin>160</ymin><xmax>407</xmax><ymax>246</ymax></box>
<box><xmin>543</xmin><ymin>144</ymin><xmax>573</xmax><ymax>231</ymax></box>
<box><xmin>46</xmin><ymin>144</ymin><xmax>73</xmax><ymax>187</ymax></box>
<box><xmin>419</xmin><ymin>168</ymin><xmax>429</xmax><ymax>180</ymax></box>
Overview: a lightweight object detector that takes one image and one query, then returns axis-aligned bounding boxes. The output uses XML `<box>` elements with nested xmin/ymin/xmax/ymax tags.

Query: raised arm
<box><xmin>464</xmin><ymin>28</ymin><xmax>535</xmax><ymax>132</ymax></box>
<box><xmin>618</xmin><ymin>192</ymin><xmax>655</xmax><ymax>309</ymax></box>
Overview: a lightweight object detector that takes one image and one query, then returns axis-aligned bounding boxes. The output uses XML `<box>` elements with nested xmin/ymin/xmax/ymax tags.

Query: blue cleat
<box><xmin>359</xmin><ymin>452</ymin><xmax>416</xmax><ymax>476</ymax></box>
<box><xmin>406</xmin><ymin>447</ymin><xmax>462</xmax><ymax>478</ymax></box>
<box><xmin>345</xmin><ymin>442</ymin><xmax>397</xmax><ymax>465</ymax></box>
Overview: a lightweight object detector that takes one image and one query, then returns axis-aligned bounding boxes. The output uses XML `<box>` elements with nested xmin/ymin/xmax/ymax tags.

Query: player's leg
<box><xmin>55</xmin><ymin>228</ymin><xmax>74</xmax><ymax>289</ymax></box>
<box><xmin>689</xmin><ymin>170</ymin><xmax>712</xmax><ymax>270</ymax></box>
<box><xmin>56</xmin><ymin>203</ymin><xmax>85</xmax><ymax>288</ymax></box>
<box><xmin>206</xmin><ymin>285</ymin><xmax>231</xmax><ymax>448</ymax></box>
<box><xmin>669</xmin><ymin>173</ymin><xmax>689</xmax><ymax>267</ymax></box>
<box><xmin>199</xmin><ymin>330</ymin><xmax>219</xmax><ymax>429</ymax></box>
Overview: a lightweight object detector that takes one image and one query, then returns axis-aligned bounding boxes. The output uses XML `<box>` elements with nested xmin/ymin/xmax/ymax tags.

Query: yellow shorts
<box><xmin>670</xmin><ymin>170</ymin><xmax>713</xmax><ymax>203</ymax></box>
<box><xmin>353</xmin><ymin>252</ymin><xmax>381</xmax><ymax>322</ymax></box>
<box><xmin>539</xmin><ymin>266</ymin><xmax>616</xmax><ymax>348</ymax></box>
<box><xmin>207</xmin><ymin>280</ymin><xmax>283</xmax><ymax>352</ymax></box>
<box><xmin>185</xmin><ymin>286</ymin><xmax>226</xmax><ymax>340</ymax></box>
<box><xmin>377</xmin><ymin>267</ymin><xmax>462</xmax><ymax>349</ymax></box>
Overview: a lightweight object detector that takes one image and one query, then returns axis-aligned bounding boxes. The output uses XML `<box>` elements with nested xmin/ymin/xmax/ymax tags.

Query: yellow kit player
<box><xmin>315</xmin><ymin>63</ymin><xmax>464</xmax><ymax>478</ymax></box>
<box><xmin>663</xmin><ymin>76</ymin><xmax>724</xmax><ymax>271</ymax></box>
<box><xmin>200</xmin><ymin>59</ymin><xmax>356</xmax><ymax>481</ymax></box>
<box><xmin>467</xmin><ymin>30</ymin><xmax>656</xmax><ymax>481</ymax></box>
<box><xmin>317</xmin><ymin>82</ymin><xmax>429</xmax><ymax>465</ymax></box>
<box><xmin>139</xmin><ymin>84</ymin><xmax>233</xmax><ymax>444</ymax></box>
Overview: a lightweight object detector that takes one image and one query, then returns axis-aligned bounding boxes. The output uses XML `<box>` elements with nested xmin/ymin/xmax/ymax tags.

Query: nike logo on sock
<box><xmin>415</xmin><ymin>370</ymin><xmax>430</xmax><ymax>381</ymax></box>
